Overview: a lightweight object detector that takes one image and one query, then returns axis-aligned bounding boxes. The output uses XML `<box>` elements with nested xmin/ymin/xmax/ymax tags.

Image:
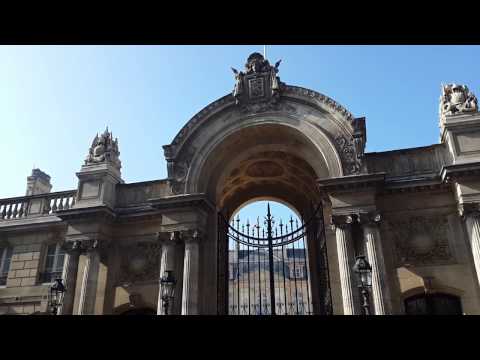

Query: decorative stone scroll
<box><xmin>386</xmin><ymin>216</ymin><xmax>454</xmax><ymax>266</ymax></box>
<box><xmin>165</xmin><ymin>145</ymin><xmax>197</xmax><ymax>195</ymax></box>
<box><xmin>85</xmin><ymin>127</ymin><xmax>121</xmax><ymax>171</ymax></box>
<box><xmin>440</xmin><ymin>84</ymin><xmax>478</xmax><ymax>117</ymax></box>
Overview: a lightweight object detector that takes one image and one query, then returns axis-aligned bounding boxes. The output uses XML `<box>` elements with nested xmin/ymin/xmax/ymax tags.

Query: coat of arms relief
<box><xmin>384</xmin><ymin>215</ymin><xmax>455</xmax><ymax>267</ymax></box>
<box><xmin>231</xmin><ymin>52</ymin><xmax>287</xmax><ymax>113</ymax></box>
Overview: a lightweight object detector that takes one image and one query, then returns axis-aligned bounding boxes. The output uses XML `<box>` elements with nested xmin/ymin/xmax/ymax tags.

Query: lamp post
<box><xmin>48</xmin><ymin>278</ymin><xmax>66</xmax><ymax>315</ymax></box>
<box><xmin>160</xmin><ymin>270</ymin><xmax>176</xmax><ymax>315</ymax></box>
<box><xmin>353</xmin><ymin>255</ymin><xmax>372</xmax><ymax>316</ymax></box>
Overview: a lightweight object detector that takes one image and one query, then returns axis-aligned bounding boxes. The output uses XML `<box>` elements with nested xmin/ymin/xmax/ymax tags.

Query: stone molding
<box><xmin>162</xmin><ymin>81</ymin><xmax>365</xmax><ymax>195</ymax></box>
<box><xmin>318</xmin><ymin>173</ymin><xmax>385</xmax><ymax>193</ymax></box>
<box><xmin>458</xmin><ymin>202</ymin><xmax>480</xmax><ymax>219</ymax></box>
<box><xmin>166</xmin><ymin>85</ymin><xmax>356</xmax><ymax>157</ymax></box>
<box><xmin>331</xmin><ymin>211</ymin><xmax>381</xmax><ymax>229</ymax></box>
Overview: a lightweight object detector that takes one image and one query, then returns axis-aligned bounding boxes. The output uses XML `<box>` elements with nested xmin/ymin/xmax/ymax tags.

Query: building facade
<box><xmin>1</xmin><ymin>53</ymin><xmax>480</xmax><ymax>315</ymax></box>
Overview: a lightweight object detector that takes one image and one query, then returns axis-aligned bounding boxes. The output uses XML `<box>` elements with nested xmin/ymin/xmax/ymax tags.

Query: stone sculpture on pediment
<box><xmin>231</xmin><ymin>52</ymin><xmax>284</xmax><ymax>113</ymax></box>
<box><xmin>440</xmin><ymin>83</ymin><xmax>478</xmax><ymax>117</ymax></box>
<box><xmin>85</xmin><ymin>127</ymin><xmax>122</xmax><ymax>170</ymax></box>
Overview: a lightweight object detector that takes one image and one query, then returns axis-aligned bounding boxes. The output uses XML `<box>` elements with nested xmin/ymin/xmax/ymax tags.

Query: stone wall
<box><xmin>366</xmin><ymin>144</ymin><xmax>447</xmax><ymax>179</ymax></box>
<box><xmin>0</xmin><ymin>228</ymin><xmax>65</xmax><ymax>314</ymax></box>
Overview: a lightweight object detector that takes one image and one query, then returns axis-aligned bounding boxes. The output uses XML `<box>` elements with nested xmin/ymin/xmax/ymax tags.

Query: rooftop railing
<box><xmin>0</xmin><ymin>190</ymin><xmax>77</xmax><ymax>221</ymax></box>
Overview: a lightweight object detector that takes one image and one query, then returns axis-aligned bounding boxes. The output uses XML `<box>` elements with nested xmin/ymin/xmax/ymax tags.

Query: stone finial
<box><xmin>440</xmin><ymin>83</ymin><xmax>478</xmax><ymax>117</ymax></box>
<box><xmin>26</xmin><ymin>168</ymin><xmax>52</xmax><ymax>196</ymax></box>
<box><xmin>84</xmin><ymin>127</ymin><xmax>121</xmax><ymax>171</ymax></box>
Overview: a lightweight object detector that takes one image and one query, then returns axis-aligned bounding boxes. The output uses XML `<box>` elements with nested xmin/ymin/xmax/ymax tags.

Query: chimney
<box><xmin>26</xmin><ymin>168</ymin><xmax>52</xmax><ymax>196</ymax></box>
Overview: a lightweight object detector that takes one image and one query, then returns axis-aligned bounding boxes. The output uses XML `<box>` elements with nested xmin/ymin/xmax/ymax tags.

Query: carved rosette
<box><xmin>117</xmin><ymin>242</ymin><xmax>161</xmax><ymax>285</ymax></box>
<box><xmin>385</xmin><ymin>216</ymin><xmax>454</xmax><ymax>266</ymax></box>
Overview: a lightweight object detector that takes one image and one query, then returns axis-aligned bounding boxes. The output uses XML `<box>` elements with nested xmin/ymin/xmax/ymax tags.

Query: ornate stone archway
<box><xmin>161</xmin><ymin>53</ymin><xmax>367</xmax><ymax>314</ymax></box>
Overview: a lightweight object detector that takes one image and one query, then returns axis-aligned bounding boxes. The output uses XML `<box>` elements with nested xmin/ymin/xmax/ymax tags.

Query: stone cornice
<box><xmin>56</xmin><ymin>205</ymin><xmax>117</xmax><ymax>223</ymax></box>
<box><xmin>458</xmin><ymin>202</ymin><xmax>480</xmax><ymax>219</ymax></box>
<box><xmin>318</xmin><ymin>173</ymin><xmax>385</xmax><ymax>193</ymax></box>
<box><xmin>148</xmin><ymin>193</ymin><xmax>215</xmax><ymax>213</ymax></box>
<box><xmin>331</xmin><ymin>211</ymin><xmax>381</xmax><ymax>228</ymax></box>
<box><xmin>381</xmin><ymin>177</ymin><xmax>449</xmax><ymax>195</ymax></box>
<box><xmin>0</xmin><ymin>216</ymin><xmax>66</xmax><ymax>233</ymax></box>
<box><xmin>440</xmin><ymin>162</ymin><xmax>480</xmax><ymax>183</ymax></box>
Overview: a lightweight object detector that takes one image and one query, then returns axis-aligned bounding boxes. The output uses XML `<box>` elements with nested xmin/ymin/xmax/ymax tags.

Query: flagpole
<box><xmin>264</xmin><ymin>45</ymin><xmax>266</xmax><ymax>59</ymax></box>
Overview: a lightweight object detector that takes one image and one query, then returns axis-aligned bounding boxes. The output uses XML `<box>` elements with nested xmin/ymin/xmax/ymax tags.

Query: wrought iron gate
<box><xmin>218</xmin><ymin>203</ymin><xmax>332</xmax><ymax>315</ymax></box>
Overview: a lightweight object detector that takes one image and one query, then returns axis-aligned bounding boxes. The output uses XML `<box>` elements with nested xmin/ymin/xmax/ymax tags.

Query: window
<box><xmin>39</xmin><ymin>243</ymin><xmax>65</xmax><ymax>284</ymax></box>
<box><xmin>404</xmin><ymin>293</ymin><xmax>462</xmax><ymax>315</ymax></box>
<box><xmin>290</xmin><ymin>265</ymin><xmax>304</xmax><ymax>279</ymax></box>
<box><xmin>0</xmin><ymin>247</ymin><xmax>13</xmax><ymax>286</ymax></box>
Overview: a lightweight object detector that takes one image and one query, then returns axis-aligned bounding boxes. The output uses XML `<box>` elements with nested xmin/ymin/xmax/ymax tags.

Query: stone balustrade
<box><xmin>0</xmin><ymin>190</ymin><xmax>76</xmax><ymax>220</ymax></box>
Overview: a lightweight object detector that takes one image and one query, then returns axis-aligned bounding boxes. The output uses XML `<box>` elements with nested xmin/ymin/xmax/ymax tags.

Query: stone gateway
<box><xmin>1</xmin><ymin>53</ymin><xmax>480</xmax><ymax>315</ymax></box>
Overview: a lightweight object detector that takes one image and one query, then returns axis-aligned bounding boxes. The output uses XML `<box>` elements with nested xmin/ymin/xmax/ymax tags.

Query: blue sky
<box><xmin>1</xmin><ymin>45</ymin><xmax>479</xmax><ymax>221</ymax></box>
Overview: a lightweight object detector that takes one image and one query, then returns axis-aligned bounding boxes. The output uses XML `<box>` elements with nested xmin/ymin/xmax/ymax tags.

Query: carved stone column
<box><xmin>332</xmin><ymin>215</ymin><xmax>357</xmax><ymax>315</ymax></box>
<box><xmin>76</xmin><ymin>240</ymin><xmax>101</xmax><ymax>315</ymax></box>
<box><xmin>157</xmin><ymin>232</ymin><xmax>179</xmax><ymax>315</ymax></box>
<box><xmin>181</xmin><ymin>230</ymin><xmax>200</xmax><ymax>315</ymax></box>
<box><xmin>360</xmin><ymin>213</ymin><xmax>389</xmax><ymax>315</ymax></box>
<box><xmin>460</xmin><ymin>204</ymin><xmax>480</xmax><ymax>288</ymax></box>
<box><xmin>58</xmin><ymin>240</ymin><xmax>82</xmax><ymax>315</ymax></box>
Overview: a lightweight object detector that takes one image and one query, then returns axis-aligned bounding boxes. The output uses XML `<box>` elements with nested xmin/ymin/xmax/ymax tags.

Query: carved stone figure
<box><xmin>231</xmin><ymin>68</ymin><xmax>244</xmax><ymax>104</ymax></box>
<box><xmin>85</xmin><ymin>127</ymin><xmax>122</xmax><ymax>170</ymax></box>
<box><xmin>440</xmin><ymin>84</ymin><xmax>478</xmax><ymax>116</ymax></box>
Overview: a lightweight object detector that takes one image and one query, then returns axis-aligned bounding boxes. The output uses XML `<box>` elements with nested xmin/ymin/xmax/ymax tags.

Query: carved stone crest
<box><xmin>117</xmin><ymin>242</ymin><xmax>161</xmax><ymax>285</ymax></box>
<box><xmin>85</xmin><ymin>127</ymin><xmax>121</xmax><ymax>171</ymax></box>
<box><xmin>231</xmin><ymin>53</ymin><xmax>283</xmax><ymax>112</ymax></box>
<box><xmin>440</xmin><ymin>83</ymin><xmax>478</xmax><ymax>117</ymax></box>
<box><xmin>386</xmin><ymin>216</ymin><xmax>454</xmax><ymax>266</ymax></box>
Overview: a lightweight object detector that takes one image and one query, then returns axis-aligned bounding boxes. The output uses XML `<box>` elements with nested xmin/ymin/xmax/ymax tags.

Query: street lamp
<box><xmin>160</xmin><ymin>270</ymin><xmax>176</xmax><ymax>315</ymax></box>
<box><xmin>353</xmin><ymin>255</ymin><xmax>372</xmax><ymax>315</ymax></box>
<box><xmin>48</xmin><ymin>278</ymin><xmax>66</xmax><ymax>315</ymax></box>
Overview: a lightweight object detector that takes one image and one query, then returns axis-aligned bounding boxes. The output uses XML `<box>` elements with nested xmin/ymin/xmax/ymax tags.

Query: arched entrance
<box><xmin>162</xmin><ymin>53</ymin><xmax>366</xmax><ymax>315</ymax></box>
<box><xmin>222</xmin><ymin>200</ymin><xmax>331</xmax><ymax>315</ymax></box>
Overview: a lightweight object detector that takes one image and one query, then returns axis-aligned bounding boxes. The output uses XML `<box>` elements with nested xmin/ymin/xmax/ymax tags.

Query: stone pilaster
<box><xmin>57</xmin><ymin>240</ymin><xmax>82</xmax><ymax>315</ymax></box>
<box><xmin>460</xmin><ymin>204</ymin><xmax>480</xmax><ymax>289</ymax></box>
<box><xmin>331</xmin><ymin>215</ymin><xmax>357</xmax><ymax>315</ymax></box>
<box><xmin>181</xmin><ymin>230</ymin><xmax>200</xmax><ymax>315</ymax></box>
<box><xmin>76</xmin><ymin>240</ymin><xmax>101</xmax><ymax>315</ymax></box>
<box><xmin>157</xmin><ymin>231</ymin><xmax>179</xmax><ymax>315</ymax></box>
<box><xmin>359</xmin><ymin>212</ymin><xmax>390</xmax><ymax>315</ymax></box>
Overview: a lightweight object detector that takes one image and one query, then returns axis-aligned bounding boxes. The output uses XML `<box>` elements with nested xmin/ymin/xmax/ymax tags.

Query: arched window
<box><xmin>404</xmin><ymin>293</ymin><xmax>462</xmax><ymax>315</ymax></box>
